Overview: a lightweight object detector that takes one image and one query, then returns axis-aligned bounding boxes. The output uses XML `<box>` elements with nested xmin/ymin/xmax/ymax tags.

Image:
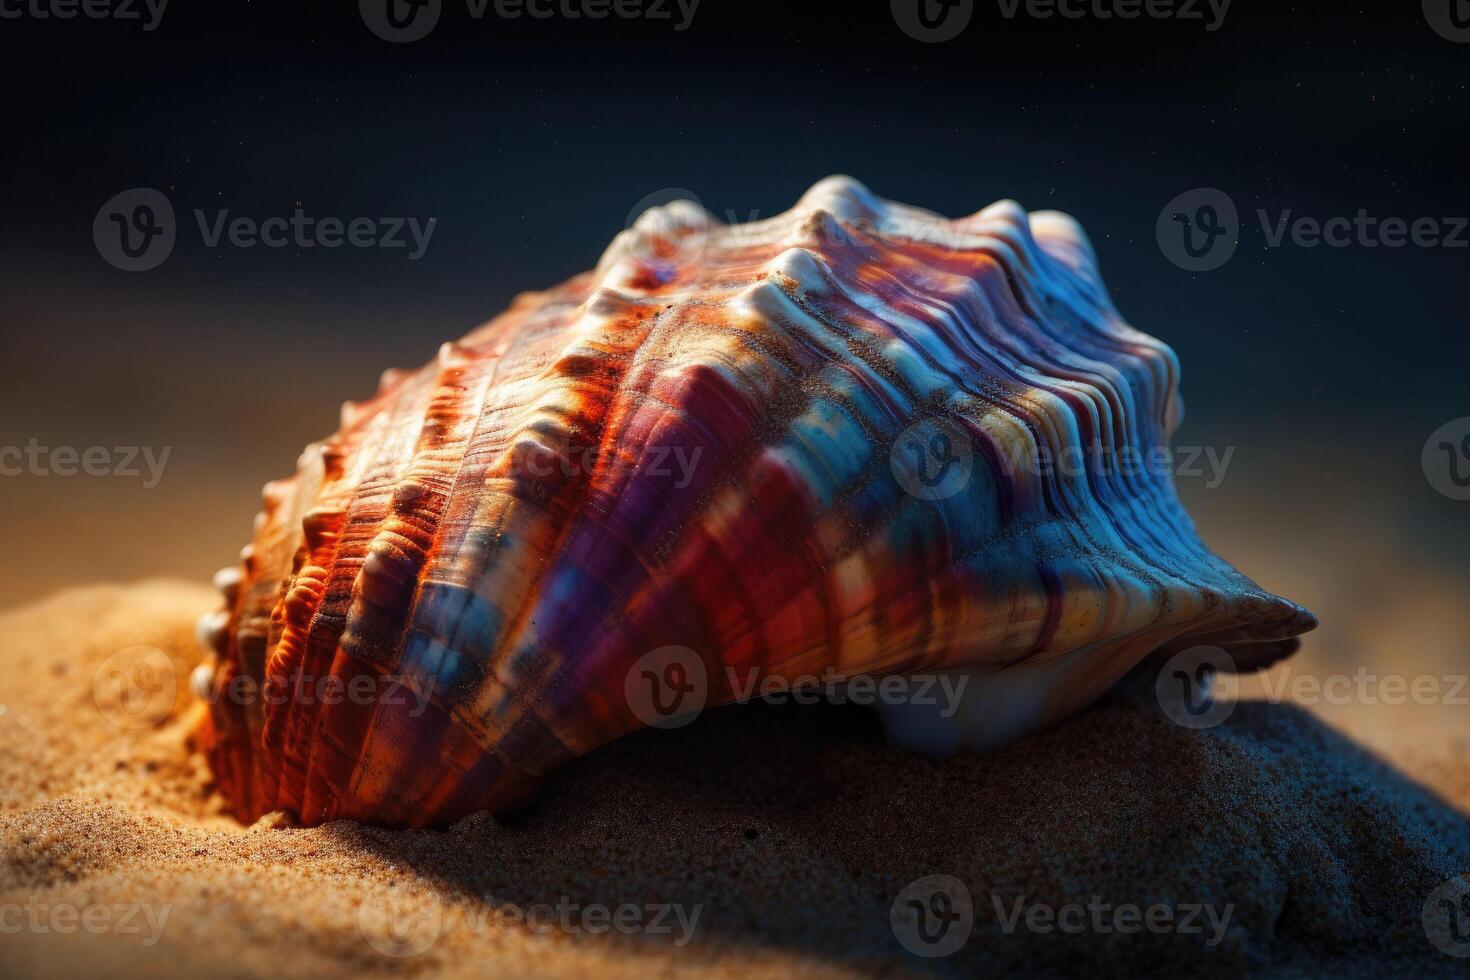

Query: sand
<box><xmin>1</xmin><ymin>582</ymin><xmax>1467</xmax><ymax>978</ymax></box>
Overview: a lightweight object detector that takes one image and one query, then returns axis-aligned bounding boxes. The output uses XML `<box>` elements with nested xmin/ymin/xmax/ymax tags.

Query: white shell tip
<box><xmin>213</xmin><ymin>566</ymin><xmax>242</xmax><ymax>593</ymax></box>
<box><xmin>195</xmin><ymin>610</ymin><xmax>230</xmax><ymax>653</ymax></box>
<box><xmin>191</xmin><ymin>662</ymin><xmax>215</xmax><ymax>701</ymax></box>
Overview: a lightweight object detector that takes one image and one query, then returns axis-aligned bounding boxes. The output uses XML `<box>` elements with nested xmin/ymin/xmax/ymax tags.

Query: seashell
<box><xmin>191</xmin><ymin>176</ymin><xmax>1316</xmax><ymax>828</ymax></box>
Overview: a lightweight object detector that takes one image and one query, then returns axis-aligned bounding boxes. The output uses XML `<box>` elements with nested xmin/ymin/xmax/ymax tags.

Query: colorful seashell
<box><xmin>190</xmin><ymin>176</ymin><xmax>1316</xmax><ymax>828</ymax></box>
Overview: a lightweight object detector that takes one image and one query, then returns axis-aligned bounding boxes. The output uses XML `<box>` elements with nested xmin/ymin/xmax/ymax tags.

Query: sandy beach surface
<box><xmin>1</xmin><ymin>581</ymin><xmax>1467</xmax><ymax>978</ymax></box>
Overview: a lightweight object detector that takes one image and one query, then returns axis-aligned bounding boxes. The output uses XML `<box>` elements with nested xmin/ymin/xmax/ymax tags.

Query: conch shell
<box><xmin>192</xmin><ymin>177</ymin><xmax>1316</xmax><ymax>827</ymax></box>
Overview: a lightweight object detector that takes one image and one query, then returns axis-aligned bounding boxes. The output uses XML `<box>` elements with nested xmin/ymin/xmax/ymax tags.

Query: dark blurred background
<box><xmin>1</xmin><ymin>1</ymin><xmax>1466</xmax><ymax>744</ymax></box>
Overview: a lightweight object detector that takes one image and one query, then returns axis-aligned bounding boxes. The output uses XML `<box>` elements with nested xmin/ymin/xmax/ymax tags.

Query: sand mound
<box><xmin>1</xmin><ymin>582</ymin><xmax>1467</xmax><ymax>978</ymax></box>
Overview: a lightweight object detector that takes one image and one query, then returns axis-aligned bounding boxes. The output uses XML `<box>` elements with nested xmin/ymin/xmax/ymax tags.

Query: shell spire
<box><xmin>191</xmin><ymin>177</ymin><xmax>1316</xmax><ymax>827</ymax></box>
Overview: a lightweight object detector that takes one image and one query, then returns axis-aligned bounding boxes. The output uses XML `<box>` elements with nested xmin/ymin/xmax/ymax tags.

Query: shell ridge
<box><xmin>302</xmin><ymin>352</ymin><xmax>506</xmax><ymax>819</ymax></box>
